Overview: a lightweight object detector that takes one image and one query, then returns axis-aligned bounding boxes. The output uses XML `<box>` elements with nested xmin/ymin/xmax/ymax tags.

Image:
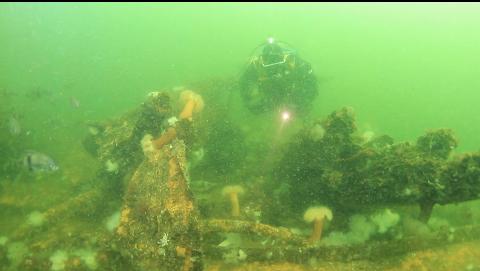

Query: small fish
<box><xmin>25</xmin><ymin>87</ymin><xmax>52</xmax><ymax>100</ymax></box>
<box><xmin>172</xmin><ymin>86</ymin><xmax>186</xmax><ymax>92</ymax></box>
<box><xmin>86</xmin><ymin>123</ymin><xmax>104</xmax><ymax>135</ymax></box>
<box><xmin>23</xmin><ymin>151</ymin><xmax>59</xmax><ymax>173</ymax></box>
<box><xmin>0</xmin><ymin>88</ymin><xmax>17</xmax><ymax>98</ymax></box>
<box><xmin>88</xmin><ymin>126</ymin><xmax>99</xmax><ymax>135</ymax></box>
<box><xmin>70</xmin><ymin>96</ymin><xmax>80</xmax><ymax>108</ymax></box>
<box><xmin>8</xmin><ymin>115</ymin><xmax>21</xmax><ymax>135</ymax></box>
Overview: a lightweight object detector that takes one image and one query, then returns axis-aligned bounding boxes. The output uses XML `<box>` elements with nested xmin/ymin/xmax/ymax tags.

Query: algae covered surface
<box><xmin>2</xmin><ymin>3</ymin><xmax>480</xmax><ymax>271</ymax></box>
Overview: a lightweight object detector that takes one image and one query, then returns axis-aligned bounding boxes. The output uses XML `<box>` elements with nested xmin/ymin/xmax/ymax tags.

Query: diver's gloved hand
<box><xmin>141</xmin><ymin>134</ymin><xmax>155</xmax><ymax>155</ymax></box>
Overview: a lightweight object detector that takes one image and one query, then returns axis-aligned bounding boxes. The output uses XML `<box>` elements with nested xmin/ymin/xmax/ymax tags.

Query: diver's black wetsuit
<box><xmin>240</xmin><ymin>52</ymin><xmax>318</xmax><ymax>114</ymax></box>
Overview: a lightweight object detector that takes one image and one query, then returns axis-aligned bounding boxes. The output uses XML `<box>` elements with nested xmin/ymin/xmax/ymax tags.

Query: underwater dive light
<box><xmin>281</xmin><ymin>110</ymin><xmax>291</xmax><ymax>122</ymax></box>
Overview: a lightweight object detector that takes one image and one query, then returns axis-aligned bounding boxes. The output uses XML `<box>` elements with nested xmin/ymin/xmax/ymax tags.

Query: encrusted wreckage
<box><xmin>2</xmin><ymin>85</ymin><xmax>480</xmax><ymax>271</ymax></box>
<box><xmin>275</xmin><ymin>107</ymin><xmax>480</xmax><ymax>223</ymax></box>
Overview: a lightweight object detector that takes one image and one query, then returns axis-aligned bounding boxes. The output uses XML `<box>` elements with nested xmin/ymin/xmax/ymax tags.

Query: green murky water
<box><xmin>1</xmin><ymin>3</ymin><xmax>480</xmax><ymax>271</ymax></box>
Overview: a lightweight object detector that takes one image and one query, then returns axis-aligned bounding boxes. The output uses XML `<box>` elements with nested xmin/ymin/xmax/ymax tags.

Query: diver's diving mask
<box><xmin>255</xmin><ymin>39</ymin><xmax>296</xmax><ymax>68</ymax></box>
<box><xmin>260</xmin><ymin>53</ymin><xmax>290</xmax><ymax>68</ymax></box>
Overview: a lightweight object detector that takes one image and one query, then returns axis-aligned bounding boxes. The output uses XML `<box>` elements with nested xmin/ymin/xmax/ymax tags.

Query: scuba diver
<box><xmin>239</xmin><ymin>38</ymin><xmax>318</xmax><ymax>115</ymax></box>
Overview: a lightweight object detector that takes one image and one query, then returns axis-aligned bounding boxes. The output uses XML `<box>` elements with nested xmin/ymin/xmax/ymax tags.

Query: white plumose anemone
<box><xmin>303</xmin><ymin>206</ymin><xmax>333</xmax><ymax>244</ymax></box>
<box><xmin>105</xmin><ymin>160</ymin><xmax>119</xmax><ymax>173</ymax></box>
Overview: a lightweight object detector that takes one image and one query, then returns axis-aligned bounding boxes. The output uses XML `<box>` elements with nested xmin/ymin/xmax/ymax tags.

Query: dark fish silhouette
<box><xmin>23</xmin><ymin>151</ymin><xmax>59</xmax><ymax>172</ymax></box>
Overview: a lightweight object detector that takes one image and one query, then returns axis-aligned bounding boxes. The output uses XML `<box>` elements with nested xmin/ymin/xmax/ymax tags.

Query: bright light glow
<box><xmin>267</xmin><ymin>37</ymin><xmax>275</xmax><ymax>44</ymax></box>
<box><xmin>281</xmin><ymin>111</ymin><xmax>291</xmax><ymax>122</ymax></box>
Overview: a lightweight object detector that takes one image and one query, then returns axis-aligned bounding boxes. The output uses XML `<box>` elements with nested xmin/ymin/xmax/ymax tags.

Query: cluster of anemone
<box><xmin>140</xmin><ymin>90</ymin><xmax>205</xmax><ymax>153</ymax></box>
<box><xmin>220</xmin><ymin>184</ymin><xmax>334</xmax><ymax>244</ymax></box>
